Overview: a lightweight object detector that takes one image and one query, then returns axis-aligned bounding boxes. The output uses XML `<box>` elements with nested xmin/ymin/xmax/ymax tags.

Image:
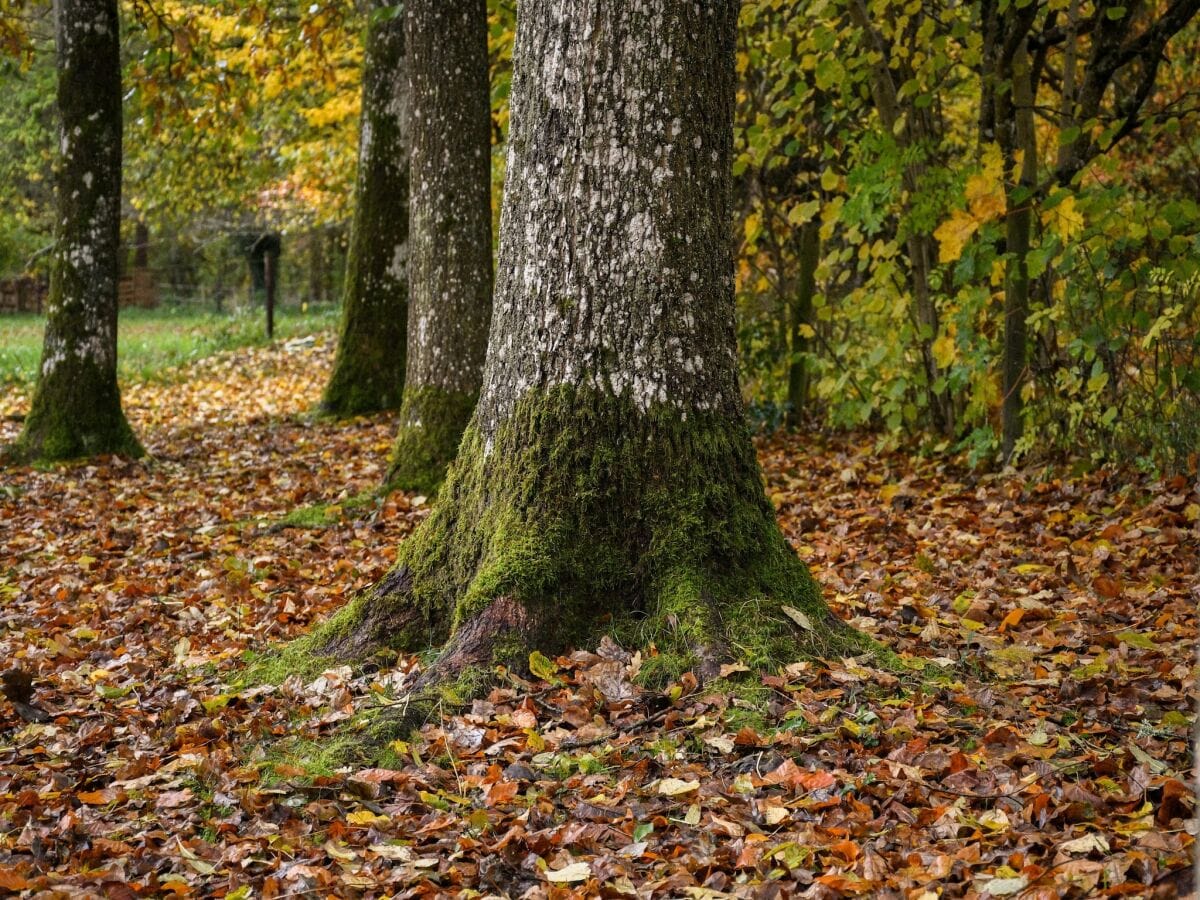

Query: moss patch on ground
<box><xmin>271</xmin><ymin>487</ymin><xmax>386</xmax><ymax>531</ymax></box>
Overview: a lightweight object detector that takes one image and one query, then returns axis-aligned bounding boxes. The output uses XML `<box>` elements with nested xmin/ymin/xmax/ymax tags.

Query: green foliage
<box><xmin>0</xmin><ymin>42</ymin><xmax>54</xmax><ymax>277</ymax></box>
<box><xmin>2</xmin><ymin>0</ymin><xmax>1195</xmax><ymax>471</ymax></box>
<box><xmin>734</xmin><ymin>0</ymin><xmax>1199</xmax><ymax>472</ymax></box>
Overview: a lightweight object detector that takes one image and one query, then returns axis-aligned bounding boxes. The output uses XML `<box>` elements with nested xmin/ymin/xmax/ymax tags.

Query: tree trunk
<box><xmin>314</xmin><ymin>0</ymin><xmax>866</xmax><ymax>692</ymax></box>
<box><xmin>999</xmin><ymin>41</ymin><xmax>1037</xmax><ymax>462</ymax></box>
<box><xmin>307</xmin><ymin>228</ymin><xmax>324</xmax><ymax>305</ymax></box>
<box><xmin>264</xmin><ymin>250</ymin><xmax>276</xmax><ymax>339</ymax></box>
<box><xmin>133</xmin><ymin>220</ymin><xmax>149</xmax><ymax>269</ymax></box>
<box><xmin>321</xmin><ymin>0</ymin><xmax>410</xmax><ymax>416</ymax></box>
<box><xmin>845</xmin><ymin>0</ymin><xmax>955</xmax><ymax>436</ymax></box>
<box><xmin>386</xmin><ymin>0</ymin><xmax>492</xmax><ymax>491</ymax></box>
<box><xmin>16</xmin><ymin>0</ymin><xmax>141</xmax><ymax>461</ymax></box>
<box><xmin>786</xmin><ymin>221</ymin><xmax>819</xmax><ymax>428</ymax></box>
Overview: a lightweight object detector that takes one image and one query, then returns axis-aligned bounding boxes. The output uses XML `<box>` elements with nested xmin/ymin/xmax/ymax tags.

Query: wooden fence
<box><xmin>118</xmin><ymin>270</ymin><xmax>158</xmax><ymax>309</ymax></box>
<box><xmin>0</xmin><ymin>277</ymin><xmax>46</xmax><ymax>314</ymax></box>
<box><xmin>0</xmin><ymin>271</ymin><xmax>159</xmax><ymax>314</ymax></box>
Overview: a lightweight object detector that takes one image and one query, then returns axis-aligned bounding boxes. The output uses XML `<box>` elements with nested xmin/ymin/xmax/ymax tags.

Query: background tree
<box><xmin>321</xmin><ymin>1</ymin><xmax>409</xmax><ymax>417</ymax></box>
<box><xmin>305</xmin><ymin>0</ymin><xmax>867</xmax><ymax>690</ymax></box>
<box><xmin>386</xmin><ymin>0</ymin><xmax>492</xmax><ymax>492</ymax></box>
<box><xmin>15</xmin><ymin>0</ymin><xmax>141</xmax><ymax>461</ymax></box>
<box><xmin>2</xmin><ymin>0</ymin><xmax>1196</xmax><ymax>474</ymax></box>
<box><xmin>976</xmin><ymin>0</ymin><xmax>1200</xmax><ymax>459</ymax></box>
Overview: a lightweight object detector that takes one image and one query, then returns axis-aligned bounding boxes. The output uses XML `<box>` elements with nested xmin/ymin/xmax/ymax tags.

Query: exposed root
<box><xmin>414</xmin><ymin>596</ymin><xmax>544</xmax><ymax>687</ymax></box>
<box><xmin>314</xmin><ymin>566</ymin><xmax>449</xmax><ymax>663</ymax></box>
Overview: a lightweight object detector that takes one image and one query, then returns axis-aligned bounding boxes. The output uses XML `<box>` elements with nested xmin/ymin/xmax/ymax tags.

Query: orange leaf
<box><xmin>828</xmin><ymin>839</ymin><xmax>860</xmax><ymax>863</ymax></box>
<box><xmin>999</xmin><ymin>608</ymin><xmax>1026</xmax><ymax>632</ymax></box>
<box><xmin>0</xmin><ymin>869</ymin><xmax>30</xmax><ymax>891</ymax></box>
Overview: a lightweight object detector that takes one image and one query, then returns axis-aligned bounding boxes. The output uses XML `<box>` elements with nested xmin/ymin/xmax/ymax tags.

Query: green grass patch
<box><xmin>272</xmin><ymin>487</ymin><xmax>387</xmax><ymax>530</ymax></box>
<box><xmin>0</xmin><ymin>303</ymin><xmax>340</xmax><ymax>387</ymax></box>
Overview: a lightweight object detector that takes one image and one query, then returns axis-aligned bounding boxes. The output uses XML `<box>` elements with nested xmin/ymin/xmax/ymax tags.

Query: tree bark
<box><xmin>386</xmin><ymin>0</ymin><xmax>492</xmax><ymax>491</ymax></box>
<box><xmin>999</xmin><ymin>40</ymin><xmax>1038</xmax><ymax>462</ymax></box>
<box><xmin>321</xmin><ymin>1</ymin><xmax>410</xmax><ymax>416</ymax></box>
<box><xmin>786</xmin><ymin>221</ymin><xmax>819</xmax><ymax>428</ymax></box>
<box><xmin>16</xmin><ymin>0</ymin><xmax>141</xmax><ymax>461</ymax></box>
<box><xmin>132</xmin><ymin>220</ymin><xmax>149</xmax><ymax>269</ymax></box>
<box><xmin>264</xmin><ymin>249</ymin><xmax>276</xmax><ymax>340</ymax></box>
<box><xmin>845</xmin><ymin>0</ymin><xmax>956</xmax><ymax>436</ymax></box>
<box><xmin>315</xmin><ymin>0</ymin><xmax>865</xmax><ymax>691</ymax></box>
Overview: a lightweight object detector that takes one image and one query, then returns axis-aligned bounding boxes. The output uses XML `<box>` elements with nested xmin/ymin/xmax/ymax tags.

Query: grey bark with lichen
<box><xmin>386</xmin><ymin>0</ymin><xmax>492</xmax><ymax>491</ymax></box>
<box><xmin>321</xmin><ymin>0</ymin><xmax>410</xmax><ymax>417</ymax></box>
<box><xmin>15</xmin><ymin>0</ymin><xmax>141</xmax><ymax>462</ymax></box>
<box><xmin>305</xmin><ymin>0</ymin><xmax>868</xmax><ymax>695</ymax></box>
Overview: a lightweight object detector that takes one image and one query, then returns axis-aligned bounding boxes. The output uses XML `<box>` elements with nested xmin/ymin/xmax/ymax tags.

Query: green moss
<box><xmin>272</xmin><ymin>488</ymin><xmax>385</xmax><ymax>530</ymax></box>
<box><xmin>320</xmin><ymin>377</ymin><xmax>402</xmax><ymax>418</ymax></box>
<box><xmin>336</xmin><ymin>385</ymin><xmax>881</xmax><ymax>681</ymax></box>
<box><xmin>16</xmin><ymin>376</ymin><xmax>143</xmax><ymax>463</ymax></box>
<box><xmin>319</xmin><ymin>7</ymin><xmax>408</xmax><ymax>419</ymax></box>
<box><xmin>265</xmin><ymin>708</ymin><xmax>413</xmax><ymax>775</ymax></box>
<box><xmin>239</xmin><ymin>646</ymin><xmax>337</xmax><ymax>690</ymax></box>
<box><xmin>277</xmin><ymin>504</ymin><xmax>339</xmax><ymax>529</ymax></box>
<box><xmin>386</xmin><ymin>386</ymin><xmax>479</xmax><ymax>493</ymax></box>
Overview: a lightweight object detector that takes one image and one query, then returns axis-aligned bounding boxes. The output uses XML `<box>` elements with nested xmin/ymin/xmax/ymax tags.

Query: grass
<box><xmin>273</xmin><ymin>487</ymin><xmax>385</xmax><ymax>530</ymax></box>
<box><xmin>0</xmin><ymin>303</ymin><xmax>341</xmax><ymax>387</ymax></box>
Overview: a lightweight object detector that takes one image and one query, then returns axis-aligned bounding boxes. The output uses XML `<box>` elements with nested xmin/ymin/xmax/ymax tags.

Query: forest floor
<box><xmin>0</xmin><ymin>337</ymin><xmax>1196</xmax><ymax>898</ymax></box>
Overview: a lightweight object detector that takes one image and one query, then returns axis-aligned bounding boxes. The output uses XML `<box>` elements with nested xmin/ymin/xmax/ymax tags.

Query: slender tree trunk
<box><xmin>1000</xmin><ymin>41</ymin><xmax>1037</xmax><ymax>462</ymax></box>
<box><xmin>133</xmin><ymin>220</ymin><xmax>149</xmax><ymax>269</ymax></box>
<box><xmin>786</xmin><ymin>221</ymin><xmax>819</xmax><ymax>428</ymax></box>
<box><xmin>247</xmin><ymin>240</ymin><xmax>265</xmax><ymax>307</ymax></box>
<box><xmin>311</xmin><ymin>0</ymin><xmax>865</xmax><ymax>692</ymax></box>
<box><xmin>264</xmin><ymin>250</ymin><xmax>276</xmax><ymax>339</ymax></box>
<box><xmin>386</xmin><ymin>0</ymin><xmax>492</xmax><ymax>491</ymax></box>
<box><xmin>846</xmin><ymin>0</ymin><xmax>954</xmax><ymax>436</ymax></box>
<box><xmin>16</xmin><ymin>0</ymin><xmax>141</xmax><ymax>461</ymax></box>
<box><xmin>321</xmin><ymin>0</ymin><xmax>410</xmax><ymax>416</ymax></box>
<box><xmin>306</xmin><ymin>229</ymin><xmax>323</xmax><ymax>305</ymax></box>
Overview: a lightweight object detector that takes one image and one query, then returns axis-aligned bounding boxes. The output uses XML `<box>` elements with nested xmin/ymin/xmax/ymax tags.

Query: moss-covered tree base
<box><xmin>14</xmin><ymin>374</ymin><xmax>142</xmax><ymax>463</ymax></box>
<box><xmin>263</xmin><ymin>388</ymin><xmax>877</xmax><ymax>760</ymax></box>
<box><xmin>385</xmin><ymin>386</ymin><xmax>478</xmax><ymax>493</ymax></box>
<box><xmin>319</xmin><ymin>364</ymin><xmax>405</xmax><ymax>419</ymax></box>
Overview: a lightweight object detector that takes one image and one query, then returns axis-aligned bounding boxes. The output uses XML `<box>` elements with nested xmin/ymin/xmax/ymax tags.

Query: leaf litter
<box><xmin>0</xmin><ymin>337</ymin><xmax>1195</xmax><ymax>897</ymax></box>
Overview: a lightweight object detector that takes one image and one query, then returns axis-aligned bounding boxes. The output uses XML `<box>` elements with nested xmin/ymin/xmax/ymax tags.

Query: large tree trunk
<box><xmin>386</xmin><ymin>0</ymin><xmax>492</xmax><ymax>491</ymax></box>
<box><xmin>316</xmin><ymin>0</ymin><xmax>865</xmax><ymax>691</ymax></box>
<box><xmin>17</xmin><ymin>0</ymin><xmax>141</xmax><ymax>461</ymax></box>
<box><xmin>321</xmin><ymin>0</ymin><xmax>410</xmax><ymax>416</ymax></box>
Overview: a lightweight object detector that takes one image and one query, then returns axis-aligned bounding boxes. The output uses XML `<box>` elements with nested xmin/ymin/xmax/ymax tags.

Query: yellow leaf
<box><xmin>1043</xmin><ymin>194</ymin><xmax>1083</xmax><ymax>241</ymax></box>
<box><xmin>934</xmin><ymin>209</ymin><xmax>978</xmax><ymax>263</ymax></box>
<box><xmin>743</xmin><ymin>212</ymin><xmax>760</xmax><ymax>243</ymax></box>
<box><xmin>545</xmin><ymin>861</ymin><xmax>591</xmax><ymax>883</ymax></box>
<box><xmin>780</xmin><ymin>605</ymin><xmax>813</xmax><ymax>630</ymax></box>
<box><xmin>347</xmin><ymin>810</ymin><xmax>391</xmax><ymax>828</ymax></box>
<box><xmin>528</xmin><ymin>650</ymin><xmax>558</xmax><ymax>680</ymax></box>
<box><xmin>796</xmin><ymin>323</ymin><xmax>816</xmax><ymax>339</ymax></box>
<box><xmin>932</xmin><ymin>333</ymin><xmax>955</xmax><ymax>368</ymax></box>
<box><xmin>965</xmin><ymin>143</ymin><xmax>1006</xmax><ymax>223</ymax></box>
<box><xmin>979</xmin><ymin>808</ymin><xmax>1010</xmax><ymax>831</ymax></box>
<box><xmin>820</xmin><ymin>168</ymin><xmax>839</xmax><ymax>191</ymax></box>
<box><xmin>657</xmin><ymin>778</ymin><xmax>700</xmax><ymax>796</ymax></box>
